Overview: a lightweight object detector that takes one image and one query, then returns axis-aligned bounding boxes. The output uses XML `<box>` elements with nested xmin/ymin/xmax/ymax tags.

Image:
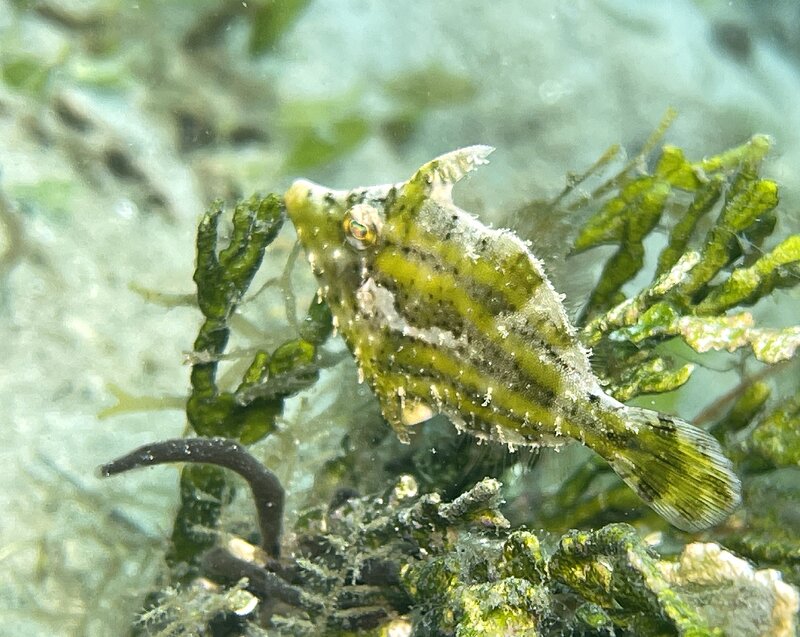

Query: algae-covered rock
<box><xmin>403</xmin><ymin>549</ymin><xmax>549</xmax><ymax>636</ymax></box>
<box><xmin>549</xmin><ymin>524</ymin><xmax>721</xmax><ymax>636</ymax></box>
<box><xmin>661</xmin><ymin>542</ymin><xmax>799</xmax><ymax>637</ymax></box>
<box><xmin>722</xmin><ymin>469</ymin><xmax>800</xmax><ymax>589</ymax></box>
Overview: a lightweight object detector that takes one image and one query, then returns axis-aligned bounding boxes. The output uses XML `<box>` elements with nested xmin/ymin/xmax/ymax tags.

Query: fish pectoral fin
<box><xmin>400</xmin><ymin>400</ymin><xmax>435</xmax><ymax>427</ymax></box>
<box><xmin>376</xmin><ymin>383</ymin><xmax>436</xmax><ymax>444</ymax></box>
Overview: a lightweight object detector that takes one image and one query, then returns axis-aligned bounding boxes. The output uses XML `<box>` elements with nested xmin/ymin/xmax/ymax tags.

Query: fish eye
<box><xmin>343</xmin><ymin>203</ymin><xmax>381</xmax><ymax>250</ymax></box>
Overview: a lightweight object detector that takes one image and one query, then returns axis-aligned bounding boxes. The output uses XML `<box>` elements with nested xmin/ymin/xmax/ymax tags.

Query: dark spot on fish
<box><xmin>655</xmin><ymin>416</ymin><xmax>678</xmax><ymax>433</ymax></box>
<box><xmin>694</xmin><ymin>436</ymin><xmax>713</xmax><ymax>453</ymax></box>
<box><xmin>635</xmin><ymin>480</ymin><xmax>659</xmax><ymax>503</ymax></box>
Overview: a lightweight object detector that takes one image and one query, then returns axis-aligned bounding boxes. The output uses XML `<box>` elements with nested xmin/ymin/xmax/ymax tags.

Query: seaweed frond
<box><xmin>533</xmin><ymin>117</ymin><xmax>800</xmax><ymax>599</ymax></box>
<box><xmin>571</xmin><ymin>123</ymin><xmax>798</xmax><ymax>406</ymax></box>
<box><xmin>169</xmin><ymin>193</ymin><xmax>335</xmax><ymax>569</ymax></box>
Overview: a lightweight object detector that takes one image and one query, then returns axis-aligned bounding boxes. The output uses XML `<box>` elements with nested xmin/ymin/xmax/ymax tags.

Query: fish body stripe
<box><xmin>371</xmin><ymin>267</ymin><xmax>579</xmax><ymax>384</ymax></box>
<box><xmin>381</xmin><ymin>213</ymin><xmax>579</xmax><ymax>353</ymax></box>
<box><xmin>376</xmin><ymin>370</ymin><xmax>557</xmax><ymax>445</ymax></box>
<box><xmin>371</xmin><ymin>247</ymin><xmax>573</xmax><ymax>395</ymax></box>
<box><xmin>358</xmin><ymin>296</ymin><xmax>570</xmax><ymax>422</ymax></box>
<box><xmin>382</xmin><ymin>214</ymin><xmax>545</xmax><ymax>309</ymax></box>
<box><xmin>389</xmin><ymin>339</ymin><xmax>581</xmax><ymax>436</ymax></box>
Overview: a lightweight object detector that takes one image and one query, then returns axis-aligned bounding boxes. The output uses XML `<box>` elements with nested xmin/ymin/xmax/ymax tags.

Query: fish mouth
<box><xmin>285</xmin><ymin>179</ymin><xmax>398</xmax><ymax>221</ymax></box>
<box><xmin>285</xmin><ymin>179</ymin><xmax>352</xmax><ymax>220</ymax></box>
<box><xmin>285</xmin><ymin>179</ymin><xmax>323</xmax><ymax>212</ymax></box>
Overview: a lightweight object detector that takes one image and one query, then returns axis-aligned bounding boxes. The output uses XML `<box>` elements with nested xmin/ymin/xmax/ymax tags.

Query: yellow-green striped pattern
<box><xmin>284</xmin><ymin>146</ymin><xmax>741</xmax><ymax>532</ymax></box>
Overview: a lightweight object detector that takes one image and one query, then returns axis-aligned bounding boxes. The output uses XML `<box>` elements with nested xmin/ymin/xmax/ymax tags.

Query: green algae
<box><xmin>171</xmin><ymin>193</ymin><xmax>335</xmax><ymax>569</ymax></box>
<box><xmin>1</xmin><ymin>54</ymin><xmax>53</xmax><ymax>95</ymax></box>
<box><xmin>188</xmin><ymin>194</ymin><xmax>286</xmax><ymax>442</ymax></box>
<box><xmin>573</xmin><ymin>126</ymin><xmax>783</xmax><ymax>323</ymax></box>
<box><xmin>574</xmin><ymin>129</ymin><xmax>798</xmax><ymax>411</ymax></box>
<box><xmin>248</xmin><ymin>0</ymin><xmax>313</xmax><ymax>55</ymax></box>
<box><xmin>605</xmin><ymin>353</ymin><xmax>695</xmax><ymax>403</ymax></box>
<box><xmin>573</xmin><ymin>176</ymin><xmax>671</xmax><ymax>313</ymax></box>
<box><xmin>722</xmin><ymin>469</ymin><xmax>800</xmax><ymax>588</ymax></box>
<box><xmin>709</xmin><ymin>379</ymin><xmax>771</xmax><ymax>439</ymax></box>
<box><xmin>383</xmin><ymin>65</ymin><xmax>477</xmax><ymax>109</ymax></box>
<box><xmin>550</xmin><ymin>524</ymin><xmax>720</xmax><ymax>636</ymax></box>
<box><xmin>531</xmin><ymin>123</ymin><xmax>800</xmax><ymax>623</ymax></box>
<box><xmin>285</xmin><ymin>115</ymin><xmax>371</xmax><ymax>172</ymax></box>
<box><xmin>749</xmin><ymin>395</ymin><xmax>800</xmax><ymax>469</ymax></box>
<box><xmin>279</xmin><ymin>65</ymin><xmax>478</xmax><ymax>172</ymax></box>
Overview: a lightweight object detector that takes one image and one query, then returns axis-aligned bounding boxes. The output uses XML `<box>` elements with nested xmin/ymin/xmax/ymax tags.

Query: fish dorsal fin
<box><xmin>418</xmin><ymin>145</ymin><xmax>495</xmax><ymax>191</ymax></box>
<box><xmin>391</xmin><ymin>145</ymin><xmax>495</xmax><ymax>216</ymax></box>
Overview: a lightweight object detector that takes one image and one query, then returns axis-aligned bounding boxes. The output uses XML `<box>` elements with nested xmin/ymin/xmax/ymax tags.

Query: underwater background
<box><xmin>1</xmin><ymin>1</ymin><xmax>799</xmax><ymax>635</ymax></box>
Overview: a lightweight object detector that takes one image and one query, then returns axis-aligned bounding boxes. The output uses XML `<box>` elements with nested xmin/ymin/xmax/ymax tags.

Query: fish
<box><xmin>284</xmin><ymin>146</ymin><xmax>741</xmax><ymax>531</ymax></box>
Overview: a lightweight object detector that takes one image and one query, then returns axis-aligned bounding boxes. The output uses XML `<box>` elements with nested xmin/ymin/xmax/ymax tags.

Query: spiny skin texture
<box><xmin>284</xmin><ymin>147</ymin><xmax>741</xmax><ymax>532</ymax></box>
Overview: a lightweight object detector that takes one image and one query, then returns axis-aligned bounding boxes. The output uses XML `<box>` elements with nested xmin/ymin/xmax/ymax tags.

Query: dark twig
<box><xmin>100</xmin><ymin>438</ymin><xmax>284</xmax><ymax>556</ymax></box>
<box><xmin>201</xmin><ymin>548</ymin><xmax>323</xmax><ymax>613</ymax></box>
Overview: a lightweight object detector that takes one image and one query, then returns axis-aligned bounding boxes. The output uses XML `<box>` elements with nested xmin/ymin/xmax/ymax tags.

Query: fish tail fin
<box><xmin>603</xmin><ymin>407</ymin><xmax>741</xmax><ymax>531</ymax></box>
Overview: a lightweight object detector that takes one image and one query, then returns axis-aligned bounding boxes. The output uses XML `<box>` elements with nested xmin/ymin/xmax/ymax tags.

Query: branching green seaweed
<box><xmin>169</xmin><ymin>193</ymin><xmax>334</xmax><ymax>569</ymax></box>
<box><xmin>102</xmin><ymin>121</ymin><xmax>799</xmax><ymax>635</ymax></box>
<box><xmin>542</xmin><ymin>124</ymin><xmax>800</xmax><ymax>540</ymax></box>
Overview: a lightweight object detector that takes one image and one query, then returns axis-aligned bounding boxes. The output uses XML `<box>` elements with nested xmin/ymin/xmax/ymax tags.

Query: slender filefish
<box><xmin>285</xmin><ymin>146</ymin><xmax>741</xmax><ymax>531</ymax></box>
